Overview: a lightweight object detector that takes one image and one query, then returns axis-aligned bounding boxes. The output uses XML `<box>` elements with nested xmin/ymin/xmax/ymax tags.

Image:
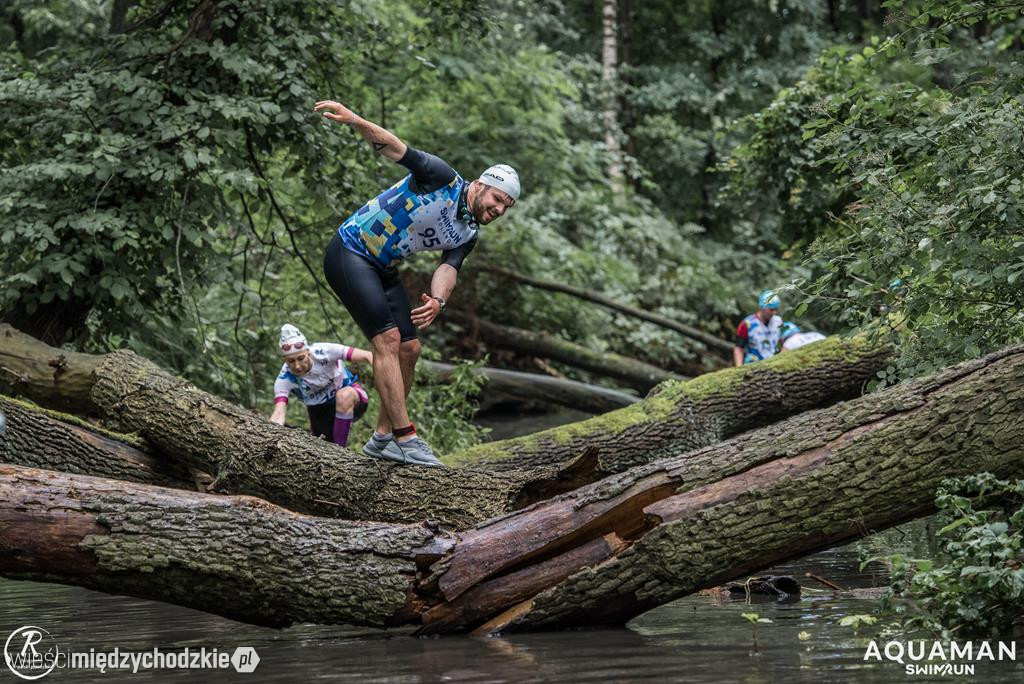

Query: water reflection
<box><xmin>1</xmin><ymin>522</ymin><xmax>1021</xmax><ymax>682</ymax></box>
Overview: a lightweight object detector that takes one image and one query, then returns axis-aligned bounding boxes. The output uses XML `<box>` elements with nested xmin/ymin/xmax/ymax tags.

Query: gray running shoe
<box><xmin>363</xmin><ymin>435</ymin><xmax>444</xmax><ymax>467</ymax></box>
<box><xmin>392</xmin><ymin>436</ymin><xmax>444</xmax><ymax>468</ymax></box>
<box><xmin>362</xmin><ymin>435</ymin><xmax>399</xmax><ymax>462</ymax></box>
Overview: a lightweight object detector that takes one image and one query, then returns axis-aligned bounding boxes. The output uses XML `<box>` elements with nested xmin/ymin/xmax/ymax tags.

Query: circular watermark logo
<box><xmin>4</xmin><ymin>626</ymin><xmax>61</xmax><ymax>680</ymax></box>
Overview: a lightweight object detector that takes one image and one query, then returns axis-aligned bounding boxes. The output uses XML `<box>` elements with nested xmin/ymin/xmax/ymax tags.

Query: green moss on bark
<box><xmin>448</xmin><ymin>336</ymin><xmax>887</xmax><ymax>469</ymax></box>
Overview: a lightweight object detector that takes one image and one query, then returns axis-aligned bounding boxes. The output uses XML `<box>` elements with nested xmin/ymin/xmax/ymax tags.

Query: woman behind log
<box><xmin>268</xmin><ymin>324</ymin><xmax>373</xmax><ymax>448</ymax></box>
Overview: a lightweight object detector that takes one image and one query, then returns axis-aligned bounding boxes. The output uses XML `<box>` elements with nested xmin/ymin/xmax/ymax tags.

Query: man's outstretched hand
<box><xmin>411</xmin><ymin>294</ymin><xmax>442</xmax><ymax>330</ymax></box>
<box><xmin>315</xmin><ymin>100</ymin><xmax>357</xmax><ymax>125</ymax></box>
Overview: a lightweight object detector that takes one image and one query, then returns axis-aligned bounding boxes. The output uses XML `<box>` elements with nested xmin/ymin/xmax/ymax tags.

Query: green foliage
<box><xmin>723</xmin><ymin>3</ymin><xmax>1024</xmax><ymax>378</ymax></box>
<box><xmin>0</xmin><ymin>0</ymin><xmax>825</xmax><ymax>388</ymax></box>
<box><xmin>413</xmin><ymin>357</ymin><xmax>490</xmax><ymax>456</ymax></box>
<box><xmin>552</xmin><ymin>0</ymin><xmax>849</xmax><ymax>232</ymax></box>
<box><xmin>0</xmin><ymin>0</ymin><xmax>372</xmax><ymax>338</ymax></box>
<box><xmin>475</xmin><ymin>187</ymin><xmax>780</xmax><ymax>370</ymax></box>
<box><xmin>875</xmin><ymin>473</ymin><xmax>1024</xmax><ymax>638</ymax></box>
<box><xmin>12</xmin><ymin>0</ymin><xmax>987</xmax><ymax>450</ymax></box>
<box><xmin>0</xmin><ymin>0</ymin><xmax>523</xmax><ymax>448</ymax></box>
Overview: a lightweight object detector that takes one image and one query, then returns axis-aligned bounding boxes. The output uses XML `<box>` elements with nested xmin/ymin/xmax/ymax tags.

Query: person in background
<box><xmin>778</xmin><ymin>322</ymin><xmax>827</xmax><ymax>352</ymax></box>
<box><xmin>269</xmin><ymin>324</ymin><xmax>373</xmax><ymax>448</ymax></box>
<box><xmin>733</xmin><ymin>290</ymin><xmax>784</xmax><ymax>367</ymax></box>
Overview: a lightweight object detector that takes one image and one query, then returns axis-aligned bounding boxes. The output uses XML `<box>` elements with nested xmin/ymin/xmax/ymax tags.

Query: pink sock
<box><xmin>333</xmin><ymin>412</ymin><xmax>354</xmax><ymax>446</ymax></box>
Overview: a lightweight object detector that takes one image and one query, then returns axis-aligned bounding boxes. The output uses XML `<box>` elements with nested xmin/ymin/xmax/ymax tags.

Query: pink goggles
<box><xmin>281</xmin><ymin>341</ymin><xmax>306</xmax><ymax>352</ymax></box>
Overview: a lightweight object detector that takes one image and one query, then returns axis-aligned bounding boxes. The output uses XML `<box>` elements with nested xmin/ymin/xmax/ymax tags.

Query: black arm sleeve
<box><xmin>397</xmin><ymin>146</ymin><xmax>458</xmax><ymax>194</ymax></box>
<box><xmin>440</xmin><ymin>234</ymin><xmax>477</xmax><ymax>271</ymax></box>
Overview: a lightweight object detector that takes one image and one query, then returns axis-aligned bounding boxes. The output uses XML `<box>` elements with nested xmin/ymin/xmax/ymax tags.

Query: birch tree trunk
<box><xmin>602</xmin><ymin>0</ymin><xmax>624</xmax><ymax>185</ymax></box>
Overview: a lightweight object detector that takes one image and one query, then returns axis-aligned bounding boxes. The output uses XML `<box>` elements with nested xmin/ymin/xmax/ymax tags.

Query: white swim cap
<box><xmin>478</xmin><ymin>164</ymin><xmax>521</xmax><ymax>201</ymax></box>
<box><xmin>279</xmin><ymin>324</ymin><xmax>308</xmax><ymax>357</ymax></box>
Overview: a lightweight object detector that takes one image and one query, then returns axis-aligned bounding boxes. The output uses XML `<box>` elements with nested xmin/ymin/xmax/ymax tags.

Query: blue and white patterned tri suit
<box><xmin>325</xmin><ymin>147</ymin><xmax>479</xmax><ymax>343</ymax></box>
<box><xmin>738</xmin><ymin>313</ymin><xmax>783</xmax><ymax>364</ymax></box>
<box><xmin>338</xmin><ymin>155</ymin><xmax>477</xmax><ymax>269</ymax></box>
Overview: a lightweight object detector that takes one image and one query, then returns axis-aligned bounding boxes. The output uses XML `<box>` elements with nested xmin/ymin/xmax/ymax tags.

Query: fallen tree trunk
<box><xmin>421</xmin><ymin>359</ymin><xmax>639</xmax><ymax>413</ymax></box>
<box><xmin>0</xmin><ymin>325</ymin><xmax>576</xmax><ymax>529</ymax></box>
<box><xmin>3</xmin><ymin>344</ymin><xmax>1023</xmax><ymax>633</ymax></box>
<box><xmin>448</xmin><ymin>336</ymin><xmax>891</xmax><ymax>473</ymax></box>
<box><xmin>485</xmin><ymin>344</ymin><xmax>1024</xmax><ymax>632</ymax></box>
<box><xmin>0</xmin><ymin>395</ymin><xmax>195</xmax><ymax>490</ymax></box>
<box><xmin>480</xmin><ymin>265</ymin><xmax>734</xmax><ymax>354</ymax></box>
<box><xmin>472</xmin><ymin>319</ymin><xmax>686</xmax><ymax>392</ymax></box>
<box><xmin>0</xmin><ymin>464</ymin><xmax>448</xmax><ymax>629</ymax></box>
<box><xmin>0</xmin><ymin>326</ymin><xmax>886</xmax><ymax>527</ymax></box>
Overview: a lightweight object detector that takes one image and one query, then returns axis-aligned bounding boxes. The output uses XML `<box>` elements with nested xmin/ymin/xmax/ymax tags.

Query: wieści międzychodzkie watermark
<box><xmin>5</xmin><ymin>625</ymin><xmax>259</xmax><ymax>679</ymax></box>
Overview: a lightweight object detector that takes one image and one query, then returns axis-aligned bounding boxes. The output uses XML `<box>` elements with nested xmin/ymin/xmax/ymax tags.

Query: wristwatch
<box><xmin>431</xmin><ymin>295</ymin><xmax>447</xmax><ymax>312</ymax></box>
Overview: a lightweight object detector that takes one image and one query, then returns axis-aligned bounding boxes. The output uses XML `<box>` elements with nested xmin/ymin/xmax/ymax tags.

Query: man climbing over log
<box><xmin>269</xmin><ymin>324</ymin><xmax>372</xmax><ymax>448</ymax></box>
<box><xmin>733</xmin><ymin>289</ymin><xmax>784</xmax><ymax>367</ymax></box>
<box><xmin>315</xmin><ymin>98</ymin><xmax>521</xmax><ymax>466</ymax></box>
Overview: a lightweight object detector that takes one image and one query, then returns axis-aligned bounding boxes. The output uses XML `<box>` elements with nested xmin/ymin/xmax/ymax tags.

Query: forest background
<box><xmin>2</xmin><ymin>0</ymin><xmax>1023</xmax><ymax>453</ymax></box>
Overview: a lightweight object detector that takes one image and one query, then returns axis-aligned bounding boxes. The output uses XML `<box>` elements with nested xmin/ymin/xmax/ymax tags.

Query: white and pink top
<box><xmin>273</xmin><ymin>343</ymin><xmax>366</xmax><ymax>407</ymax></box>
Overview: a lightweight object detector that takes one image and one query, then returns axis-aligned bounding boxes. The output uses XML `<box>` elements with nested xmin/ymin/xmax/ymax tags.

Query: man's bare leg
<box><xmin>371</xmin><ymin>328</ymin><xmax>409</xmax><ymax>434</ymax></box>
<box><xmin>398</xmin><ymin>339</ymin><xmax>421</xmax><ymax>400</ymax></box>
<box><xmin>365</xmin><ymin>331</ymin><xmax>439</xmax><ymax>465</ymax></box>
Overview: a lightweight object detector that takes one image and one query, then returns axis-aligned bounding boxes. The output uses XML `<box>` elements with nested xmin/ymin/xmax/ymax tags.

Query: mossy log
<box><xmin>471</xmin><ymin>319</ymin><xmax>686</xmax><ymax>392</ymax></box>
<box><xmin>3</xmin><ymin>346</ymin><xmax>1022</xmax><ymax>633</ymax></box>
<box><xmin>0</xmin><ymin>326</ymin><xmax>889</xmax><ymax>528</ymax></box>
<box><xmin>486</xmin><ymin>344</ymin><xmax>1024</xmax><ymax>632</ymax></box>
<box><xmin>0</xmin><ymin>395</ymin><xmax>194</xmax><ymax>490</ymax></box>
<box><xmin>448</xmin><ymin>336</ymin><xmax>891</xmax><ymax>473</ymax></box>
<box><xmin>0</xmin><ymin>464</ymin><xmax>448</xmax><ymax>629</ymax></box>
<box><xmin>0</xmin><ymin>325</ymin><xmax>596</xmax><ymax>529</ymax></box>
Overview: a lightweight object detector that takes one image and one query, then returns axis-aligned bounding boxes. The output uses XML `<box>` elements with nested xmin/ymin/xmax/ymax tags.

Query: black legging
<box><xmin>306</xmin><ymin>393</ymin><xmax>368</xmax><ymax>440</ymax></box>
<box><xmin>323</xmin><ymin>232</ymin><xmax>417</xmax><ymax>342</ymax></box>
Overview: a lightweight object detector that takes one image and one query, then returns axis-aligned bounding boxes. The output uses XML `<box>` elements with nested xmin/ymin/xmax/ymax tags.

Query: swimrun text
<box><xmin>863</xmin><ymin>640</ymin><xmax>1016</xmax><ymax>677</ymax></box>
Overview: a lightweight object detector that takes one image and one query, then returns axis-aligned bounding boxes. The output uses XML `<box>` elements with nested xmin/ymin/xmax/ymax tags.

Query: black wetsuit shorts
<box><xmin>323</xmin><ymin>232</ymin><xmax>418</xmax><ymax>343</ymax></box>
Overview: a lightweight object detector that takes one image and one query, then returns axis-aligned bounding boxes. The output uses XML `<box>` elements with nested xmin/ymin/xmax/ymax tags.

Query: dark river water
<box><xmin>3</xmin><ymin>521</ymin><xmax>1021</xmax><ymax>683</ymax></box>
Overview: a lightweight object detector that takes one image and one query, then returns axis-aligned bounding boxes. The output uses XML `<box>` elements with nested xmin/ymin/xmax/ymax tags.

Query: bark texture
<box><xmin>602</xmin><ymin>0</ymin><xmax>624</xmax><ymax>184</ymax></box>
<box><xmin>88</xmin><ymin>349</ymin><xmax>561</xmax><ymax>528</ymax></box>
<box><xmin>0</xmin><ymin>325</ymin><xmax>100</xmax><ymax>412</ymax></box>
<box><xmin>1</xmin><ymin>326</ymin><xmax>887</xmax><ymax>528</ymax></box>
<box><xmin>449</xmin><ymin>336</ymin><xmax>891</xmax><ymax>473</ymax></box>
<box><xmin>3</xmin><ymin>346</ymin><xmax>1021</xmax><ymax>634</ymax></box>
<box><xmin>489</xmin><ymin>344</ymin><xmax>1024</xmax><ymax>632</ymax></box>
<box><xmin>0</xmin><ymin>325</ymin><xmax>587</xmax><ymax>529</ymax></box>
<box><xmin>0</xmin><ymin>395</ymin><xmax>193</xmax><ymax>490</ymax></box>
<box><xmin>0</xmin><ymin>464</ymin><xmax>448</xmax><ymax>628</ymax></box>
